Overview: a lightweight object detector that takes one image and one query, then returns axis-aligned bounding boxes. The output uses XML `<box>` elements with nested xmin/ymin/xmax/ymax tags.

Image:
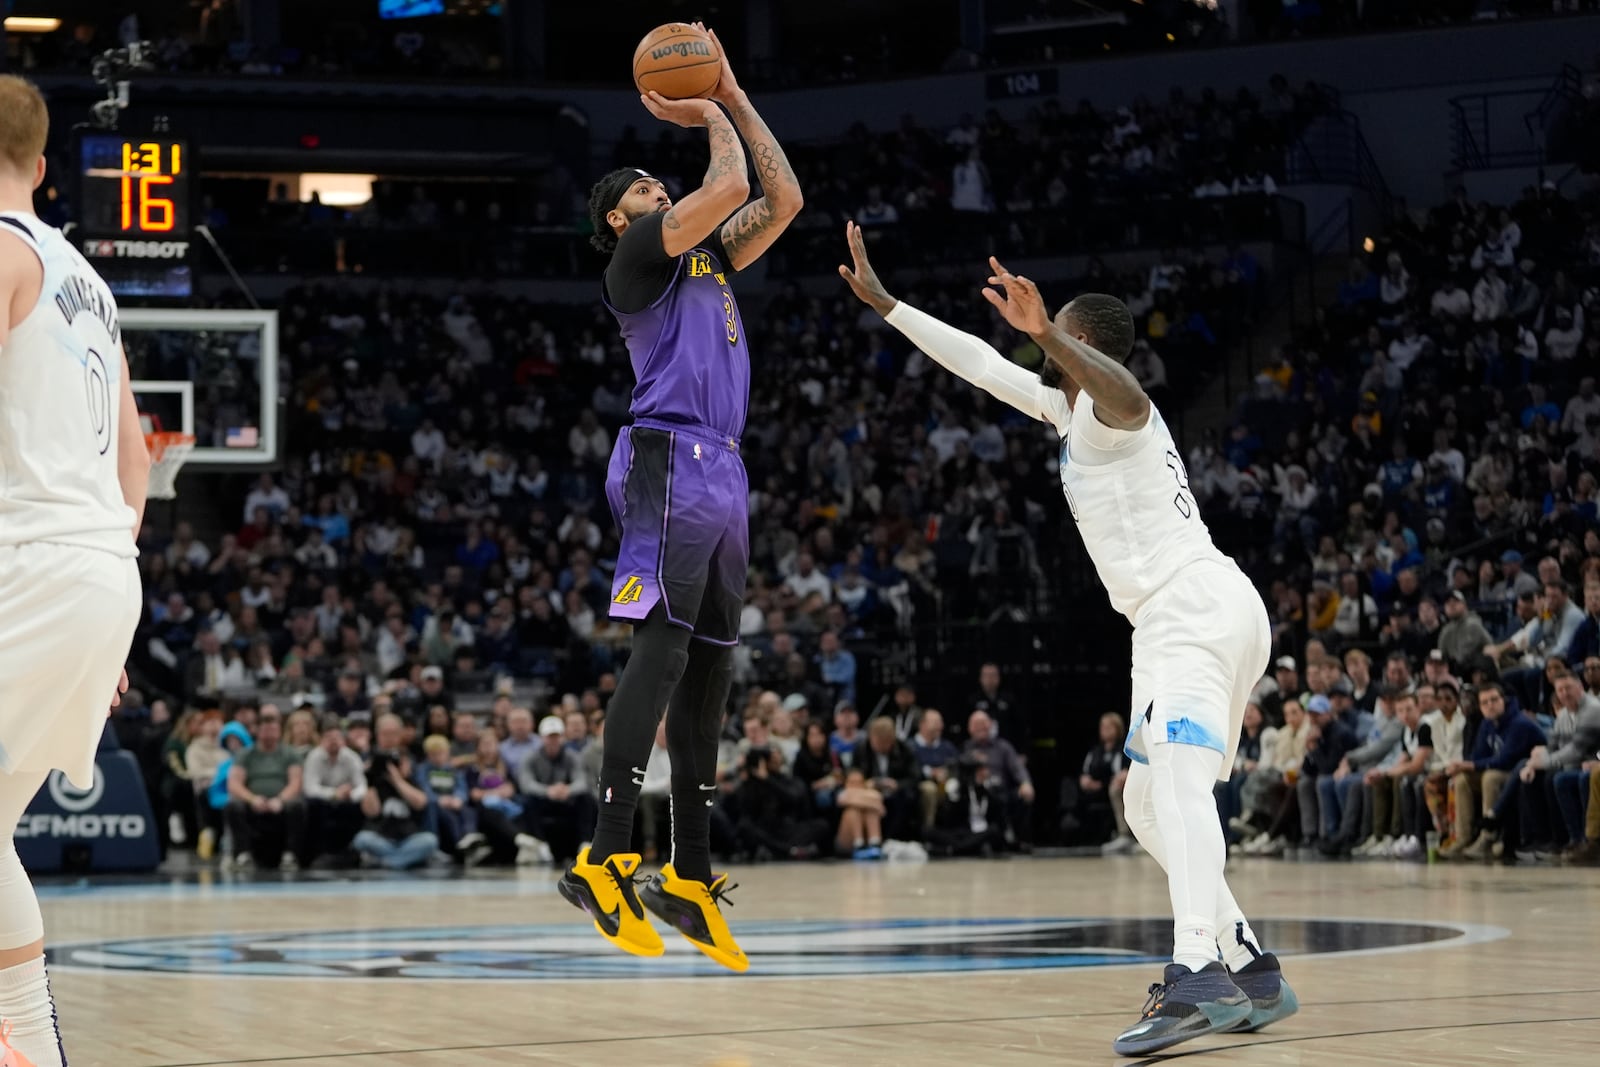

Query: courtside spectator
<box><xmin>354</xmin><ymin>714</ymin><xmax>437</xmax><ymax>870</ymax></box>
<box><xmin>854</xmin><ymin>717</ymin><xmax>919</xmax><ymax>842</ymax></box>
<box><xmin>301</xmin><ymin>721</ymin><xmax>367</xmax><ymax>866</ymax></box>
<box><xmin>515</xmin><ymin>715</ymin><xmax>595</xmax><ymax>863</ymax></box>
<box><xmin>1445</xmin><ymin>683</ymin><xmax>1546</xmax><ymax>859</ymax></box>
<box><xmin>225</xmin><ymin>705</ymin><xmax>306</xmax><ymax>869</ymax></box>
<box><xmin>1072</xmin><ymin>712</ymin><xmax>1132</xmax><ymax>852</ymax></box>
<box><xmin>911</xmin><ymin>709</ymin><xmax>959</xmax><ymax>833</ymax></box>
<box><xmin>962</xmin><ymin>710</ymin><xmax>1034</xmax><ymax>850</ymax></box>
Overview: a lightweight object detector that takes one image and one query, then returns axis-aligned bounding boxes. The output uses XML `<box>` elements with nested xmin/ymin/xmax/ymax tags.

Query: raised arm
<box><xmin>838</xmin><ymin>222</ymin><xmax>1053</xmax><ymax>424</ymax></box>
<box><xmin>983</xmin><ymin>258</ymin><xmax>1150</xmax><ymax>431</ymax></box>
<box><xmin>702</xmin><ymin>27</ymin><xmax>803</xmax><ymax>270</ymax></box>
<box><xmin>637</xmin><ymin>92</ymin><xmax>750</xmax><ymax>258</ymax></box>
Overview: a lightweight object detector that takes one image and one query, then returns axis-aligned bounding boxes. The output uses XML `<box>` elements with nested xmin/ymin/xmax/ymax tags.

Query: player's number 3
<box><xmin>1165</xmin><ymin>450</ymin><xmax>1195</xmax><ymax>519</ymax></box>
<box><xmin>722</xmin><ymin>288</ymin><xmax>737</xmax><ymax>345</ymax></box>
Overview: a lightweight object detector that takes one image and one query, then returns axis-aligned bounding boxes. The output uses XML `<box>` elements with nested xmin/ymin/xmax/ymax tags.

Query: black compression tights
<box><xmin>588</xmin><ymin>609</ymin><xmax>731</xmax><ymax>883</ymax></box>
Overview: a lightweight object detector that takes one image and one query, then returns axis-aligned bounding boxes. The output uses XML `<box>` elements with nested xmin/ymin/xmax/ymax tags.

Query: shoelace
<box><xmin>602</xmin><ymin>860</ymin><xmax>643</xmax><ymax>902</ymax></box>
<box><xmin>710</xmin><ymin>880</ymin><xmax>739</xmax><ymax>908</ymax></box>
<box><xmin>1138</xmin><ymin>979</ymin><xmax>1174</xmax><ymax>1019</ymax></box>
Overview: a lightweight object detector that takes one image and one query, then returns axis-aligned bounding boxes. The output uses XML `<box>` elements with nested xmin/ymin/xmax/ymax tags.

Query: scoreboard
<box><xmin>75</xmin><ymin>133</ymin><xmax>194</xmax><ymax>299</ymax></box>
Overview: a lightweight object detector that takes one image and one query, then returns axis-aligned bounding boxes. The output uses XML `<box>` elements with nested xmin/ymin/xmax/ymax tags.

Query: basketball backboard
<box><xmin>124</xmin><ymin>308</ymin><xmax>279</xmax><ymax>467</ymax></box>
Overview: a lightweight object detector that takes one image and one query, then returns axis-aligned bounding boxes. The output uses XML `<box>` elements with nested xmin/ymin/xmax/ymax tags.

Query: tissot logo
<box><xmin>46</xmin><ymin>917</ymin><xmax>1494</xmax><ymax>981</ymax></box>
<box><xmin>84</xmin><ymin>240</ymin><xmax>189</xmax><ymax>259</ymax></box>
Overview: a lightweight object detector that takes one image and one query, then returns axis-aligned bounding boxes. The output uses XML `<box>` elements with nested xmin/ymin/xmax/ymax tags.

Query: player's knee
<box><xmin>702</xmin><ymin>645</ymin><xmax>734</xmax><ymax>685</ymax></box>
<box><xmin>658</xmin><ymin>646</ymin><xmax>690</xmax><ymax>697</ymax></box>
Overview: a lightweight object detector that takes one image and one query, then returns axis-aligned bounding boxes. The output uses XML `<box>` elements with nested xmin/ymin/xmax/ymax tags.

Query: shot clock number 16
<box><xmin>76</xmin><ymin>134</ymin><xmax>192</xmax><ymax>239</ymax></box>
<box><xmin>119</xmin><ymin>141</ymin><xmax>181</xmax><ymax>231</ymax></box>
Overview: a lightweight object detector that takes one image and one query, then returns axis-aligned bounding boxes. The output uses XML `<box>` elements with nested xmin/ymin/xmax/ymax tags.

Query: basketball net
<box><xmin>145</xmin><ymin>431</ymin><xmax>196</xmax><ymax>500</ymax></box>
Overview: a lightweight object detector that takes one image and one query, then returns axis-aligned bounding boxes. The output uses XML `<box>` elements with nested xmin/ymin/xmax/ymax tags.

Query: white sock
<box><xmin>1219</xmin><ymin>919</ymin><xmax>1264</xmax><ymax>972</ymax></box>
<box><xmin>1173</xmin><ymin>919</ymin><xmax>1219</xmax><ymax>973</ymax></box>
<box><xmin>0</xmin><ymin>955</ymin><xmax>65</xmax><ymax>1067</ymax></box>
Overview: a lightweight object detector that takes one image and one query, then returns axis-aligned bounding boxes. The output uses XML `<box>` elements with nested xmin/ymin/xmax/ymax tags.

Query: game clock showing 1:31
<box><xmin>76</xmin><ymin>134</ymin><xmax>191</xmax><ymax>238</ymax></box>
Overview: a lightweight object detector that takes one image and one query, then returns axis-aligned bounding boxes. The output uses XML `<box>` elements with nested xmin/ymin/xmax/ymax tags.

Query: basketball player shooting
<box><xmin>0</xmin><ymin>75</ymin><xmax>147</xmax><ymax>1067</ymax></box>
<box><xmin>560</xmin><ymin>27</ymin><xmax>801</xmax><ymax>972</ymax></box>
<box><xmin>838</xmin><ymin>222</ymin><xmax>1298</xmax><ymax>1056</ymax></box>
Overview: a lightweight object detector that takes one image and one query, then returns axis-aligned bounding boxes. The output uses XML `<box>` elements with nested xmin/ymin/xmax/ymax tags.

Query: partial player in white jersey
<box><xmin>0</xmin><ymin>75</ymin><xmax>147</xmax><ymax>1067</ymax></box>
<box><xmin>839</xmin><ymin>223</ymin><xmax>1297</xmax><ymax>1057</ymax></box>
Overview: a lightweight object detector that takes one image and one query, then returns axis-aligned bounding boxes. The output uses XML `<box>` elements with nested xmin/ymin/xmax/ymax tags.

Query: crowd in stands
<box><xmin>1182</xmin><ymin>178</ymin><xmax>1600</xmax><ymax>865</ymax></box>
<box><xmin>623</xmin><ymin>79</ymin><xmax>1323</xmax><ymax>273</ymax></box>
<box><xmin>59</xmin><ymin>78</ymin><xmax>1317</xmax><ymax>282</ymax></box>
<box><xmin>115</xmin><ymin>664</ymin><xmax>1046</xmax><ymax>869</ymax></box>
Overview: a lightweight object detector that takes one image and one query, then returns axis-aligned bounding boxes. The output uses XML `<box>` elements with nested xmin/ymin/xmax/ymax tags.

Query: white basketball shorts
<box><xmin>0</xmin><ymin>542</ymin><xmax>142</xmax><ymax>788</ymax></box>
<box><xmin>1123</xmin><ymin>561</ymin><xmax>1271</xmax><ymax>782</ymax></box>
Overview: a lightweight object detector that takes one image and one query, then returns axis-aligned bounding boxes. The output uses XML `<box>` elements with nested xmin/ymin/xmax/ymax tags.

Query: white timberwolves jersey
<box><xmin>0</xmin><ymin>212</ymin><xmax>137</xmax><ymax>557</ymax></box>
<box><xmin>1054</xmin><ymin>392</ymin><xmax>1235</xmax><ymax>623</ymax></box>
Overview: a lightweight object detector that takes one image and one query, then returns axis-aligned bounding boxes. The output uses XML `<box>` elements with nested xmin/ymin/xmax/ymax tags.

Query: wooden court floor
<box><xmin>36</xmin><ymin>855</ymin><xmax>1600</xmax><ymax>1066</ymax></box>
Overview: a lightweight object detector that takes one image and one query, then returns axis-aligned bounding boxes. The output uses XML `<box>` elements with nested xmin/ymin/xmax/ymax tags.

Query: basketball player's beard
<box><xmin>1038</xmin><ymin>359</ymin><xmax>1066</xmax><ymax>392</ymax></box>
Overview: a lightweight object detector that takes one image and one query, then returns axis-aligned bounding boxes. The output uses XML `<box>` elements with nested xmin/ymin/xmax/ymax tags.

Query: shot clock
<box><xmin>74</xmin><ymin>133</ymin><xmax>195</xmax><ymax>298</ymax></box>
<box><xmin>77</xmin><ymin>134</ymin><xmax>190</xmax><ymax>237</ymax></box>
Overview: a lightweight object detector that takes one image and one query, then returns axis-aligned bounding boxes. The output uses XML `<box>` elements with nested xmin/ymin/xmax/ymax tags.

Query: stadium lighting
<box><xmin>4</xmin><ymin>16</ymin><xmax>63</xmax><ymax>32</ymax></box>
<box><xmin>301</xmin><ymin>174</ymin><xmax>375</xmax><ymax>207</ymax></box>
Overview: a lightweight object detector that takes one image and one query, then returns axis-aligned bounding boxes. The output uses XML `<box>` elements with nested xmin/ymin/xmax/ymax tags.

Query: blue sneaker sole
<box><xmin>1112</xmin><ymin>997</ymin><xmax>1253</xmax><ymax>1056</ymax></box>
<box><xmin>1228</xmin><ymin>979</ymin><xmax>1301</xmax><ymax>1033</ymax></box>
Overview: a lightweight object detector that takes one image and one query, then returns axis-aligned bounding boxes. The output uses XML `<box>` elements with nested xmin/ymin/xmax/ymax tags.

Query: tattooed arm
<box><xmin>641</xmin><ymin>91</ymin><xmax>751</xmax><ymax>259</ymax></box>
<box><xmin>983</xmin><ymin>258</ymin><xmax>1150</xmax><ymax>431</ymax></box>
<box><xmin>702</xmin><ymin>27</ymin><xmax>803</xmax><ymax>270</ymax></box>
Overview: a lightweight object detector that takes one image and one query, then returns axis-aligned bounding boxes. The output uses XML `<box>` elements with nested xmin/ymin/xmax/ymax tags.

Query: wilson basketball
<box><xmin>632</xmin><ymin>23</ymin><xmax>721</xmax><ymax>100</ymax></box>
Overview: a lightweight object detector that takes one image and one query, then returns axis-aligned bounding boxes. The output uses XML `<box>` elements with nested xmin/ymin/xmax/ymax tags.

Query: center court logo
<box><xmin>46</xmin><ymin>917</ymin><xmax>1494</xmax><ymax>981</ymax></box>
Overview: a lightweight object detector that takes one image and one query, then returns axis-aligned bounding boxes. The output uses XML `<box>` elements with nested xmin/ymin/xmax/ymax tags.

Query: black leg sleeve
<box><xmin>588</xmin><ymin>608</ymin><xmax>692</xmax><ymax>864</ymax></box>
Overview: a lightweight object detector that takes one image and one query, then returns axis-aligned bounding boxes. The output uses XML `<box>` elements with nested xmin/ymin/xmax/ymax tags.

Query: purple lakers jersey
<box><xmin>603</xmin><ymin>240</ymin><xmax>750</xmax><ymax>440</ymax></box>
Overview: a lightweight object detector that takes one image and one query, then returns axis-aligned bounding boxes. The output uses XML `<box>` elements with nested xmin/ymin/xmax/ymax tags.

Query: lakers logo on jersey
<box><xmin>614</xmin><ymin>576</ymin><xmax>645</xmax><ymax>605</ymax></box>
<box><xmin>686</xmin><ymin>252</ymin><xmax>716</xmax><ymax>278</ymax></box>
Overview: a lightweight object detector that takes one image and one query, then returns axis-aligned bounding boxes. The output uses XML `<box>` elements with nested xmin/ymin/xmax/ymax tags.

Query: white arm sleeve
<box><xmin>882</xmin><ymin>302</ymin><xmax>1055</xmax><ymax>426</ymax></box>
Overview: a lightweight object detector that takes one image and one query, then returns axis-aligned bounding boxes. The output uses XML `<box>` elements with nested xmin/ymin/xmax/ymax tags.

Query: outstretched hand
<box><xmin>981</xmin><ymin>256</ymin><xmax>1050</xmax><ymax>336</ymax></box>
<box><xmin>695</xmin><ymin>23</ymin><xmax>742</xmax><ymax>104</ymax></box>
<box><xmin>837</xmin><ymin>221</ymin><xmax>897</xmax><ymax>316</ymax></box>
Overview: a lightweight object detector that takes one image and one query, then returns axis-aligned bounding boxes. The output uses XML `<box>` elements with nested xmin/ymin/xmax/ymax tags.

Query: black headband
<box><xmin>601</xmin><ymin>168</ymin><xmax>655</xmax><ymax>216</ymax></box>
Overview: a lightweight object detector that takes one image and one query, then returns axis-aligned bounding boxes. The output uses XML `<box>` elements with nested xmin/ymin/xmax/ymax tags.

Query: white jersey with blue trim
<box><xmin>1056</xmin><ymin>392</ymin><xmax>1237</xmax><ymax>623</ymax></box>
<box><xmin>0</xmin><ymin>211</ymin><xmax>137</xmax><ymax>557</ymax></box>
<box><xmin>878</xmin><ymin>300</ymin><xmax>1238</xmax><ymax>621</ymax></box>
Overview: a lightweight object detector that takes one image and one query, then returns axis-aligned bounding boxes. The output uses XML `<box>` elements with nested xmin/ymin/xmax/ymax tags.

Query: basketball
<box><xmin>632</xmin><ymin>23</ymin><xmax>722</xmax><ymax>100</ymax></box>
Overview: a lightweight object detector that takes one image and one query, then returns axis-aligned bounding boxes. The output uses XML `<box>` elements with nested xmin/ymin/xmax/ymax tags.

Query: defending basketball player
<box><xmin>0</xmin><ymin>76</ymin><xmax>147</xmax><ymax>1067</ymax></box>
<box><xmin>560</xmin><ymin>27</ymin><xmax>801</xmax><ymax>971</ymax></box>
<box><xmin>839</xmin><ymin>223</ymin><xmax>1298</xmax><ymax>1055</ymax></box>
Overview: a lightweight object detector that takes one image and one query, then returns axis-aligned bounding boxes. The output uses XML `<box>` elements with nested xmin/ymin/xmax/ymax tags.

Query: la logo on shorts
<box><xmin>614</xmin><ymin>576</ymin><xmax>644</xmax><ymax>605</ymax></box>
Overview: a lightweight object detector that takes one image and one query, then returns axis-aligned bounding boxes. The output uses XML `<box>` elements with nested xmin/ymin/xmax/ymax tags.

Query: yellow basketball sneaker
<box><xmin>0</xmin><ymin>1021</ymin><xmax>38</xmax><ymax>1067</ymax></box>
<box><xmin>638</xmin><ymin>864</ymin><xmax>748</xmax><ymax>973</ymax></box>
<box><xmin>557</xmin><ymin>849</ymin><xmax>664</xmax><ymax>958</ymax></box>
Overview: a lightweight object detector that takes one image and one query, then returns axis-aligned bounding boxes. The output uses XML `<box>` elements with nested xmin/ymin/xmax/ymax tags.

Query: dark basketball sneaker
<box><xmin>638</xmin><ymin>864</ymin><xmax>748</xmax><ymax>973</ymax></box>
<box><xmin>1226</xmin><ymin>952</ymin><xmax>1300</xmax><ymax>1032</ymax></box>
<box><xmin>557</xmin><ymin>848</ymin><xmax>663</xmax><ymax>958</ymax></box>
<box><xmin>1112</xmin><ymin>962</ymin><xmax>1252</xmax><ymax>1056</ymax></box>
